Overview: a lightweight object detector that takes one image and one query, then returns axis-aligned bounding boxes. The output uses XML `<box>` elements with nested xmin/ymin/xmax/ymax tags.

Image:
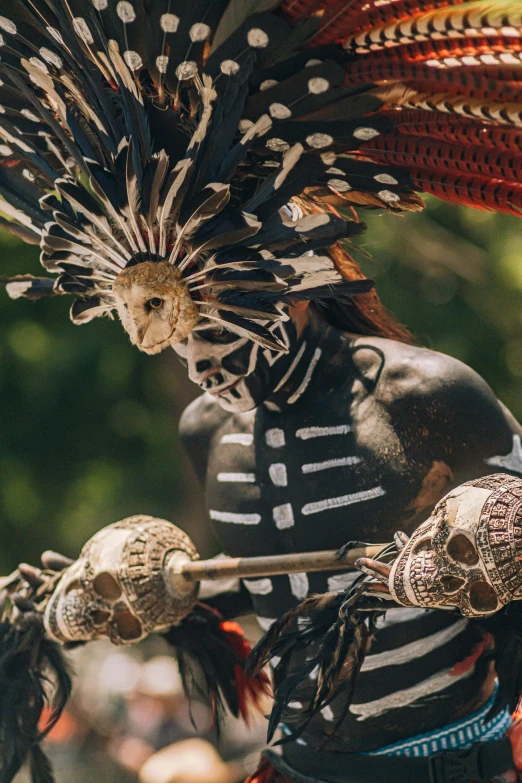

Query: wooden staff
<box><xmin>165</xmin><ymin>544</ymin><xmax>386</xmax><ymax>597</ymax></box>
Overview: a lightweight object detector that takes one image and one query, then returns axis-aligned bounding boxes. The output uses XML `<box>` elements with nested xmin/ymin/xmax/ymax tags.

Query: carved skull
<box><xmin>389</xmin><ymin>474</ymin><xmax>522</xmax><ymax>617</ymax></box>
<box><xmin>44</xmin><ymin>516</ymin><xmax>198</xmax><ymax>645</ymax></box>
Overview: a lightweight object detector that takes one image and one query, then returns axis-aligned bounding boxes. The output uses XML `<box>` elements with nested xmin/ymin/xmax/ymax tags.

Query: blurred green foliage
<box><xmin>0</xmin><ymin>200</ymin><xmax>521</xmax><ymax>572</ymax></box>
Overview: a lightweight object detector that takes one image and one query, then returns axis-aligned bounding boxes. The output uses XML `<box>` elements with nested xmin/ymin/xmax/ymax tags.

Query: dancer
<box><xmin>1</xmin><ymin>2</ymin><xmax>522</xmax><ymax>781</ymax></box>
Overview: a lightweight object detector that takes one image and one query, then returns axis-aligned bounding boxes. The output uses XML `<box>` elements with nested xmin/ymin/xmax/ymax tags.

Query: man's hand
<box><xmin>356</xmin><ymin>474</ymin><xmax>522</xmax><ymax>619</ymax></box>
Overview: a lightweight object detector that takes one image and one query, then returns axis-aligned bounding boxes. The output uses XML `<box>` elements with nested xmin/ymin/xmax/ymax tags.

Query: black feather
<box><xmin>0</xmin><ymin>615</ymin><xmax>72</xmax><ymax>783</ymax></box>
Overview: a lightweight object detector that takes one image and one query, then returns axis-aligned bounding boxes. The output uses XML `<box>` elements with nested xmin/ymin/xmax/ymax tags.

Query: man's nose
<box><xmin>195</xmin><ymin>359</ymin><xmax>212</xmax><ymax>374</ymax></box>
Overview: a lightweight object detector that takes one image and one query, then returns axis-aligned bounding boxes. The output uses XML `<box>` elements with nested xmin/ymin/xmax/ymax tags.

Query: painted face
<box><xmin>172</xmin><ymin>320</ymin><xmax>303</xmax><ymax>412</ymax></box>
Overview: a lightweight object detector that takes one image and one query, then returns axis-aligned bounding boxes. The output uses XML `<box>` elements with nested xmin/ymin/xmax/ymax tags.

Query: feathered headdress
<box><xmin>0</xmin><ymin>0</ymin><xmax>520</xmax><ymax>351</ymax></box>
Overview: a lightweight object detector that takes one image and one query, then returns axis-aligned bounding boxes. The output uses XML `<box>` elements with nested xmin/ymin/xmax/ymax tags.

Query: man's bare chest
<box><xmin>205</xmin><ymin>402</ymin><xmax>435</xmax><ymax>556</ymax></box>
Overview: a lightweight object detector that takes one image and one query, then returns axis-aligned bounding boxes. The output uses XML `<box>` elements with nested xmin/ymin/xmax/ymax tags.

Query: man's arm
<box><xmin>391</xmin><ymin>349</ymin><xmax>522</xmax><ymax>485</ymax></box>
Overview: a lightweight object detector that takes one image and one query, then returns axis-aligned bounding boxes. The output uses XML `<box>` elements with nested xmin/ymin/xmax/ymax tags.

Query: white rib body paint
<box><xmin>273</xmin><ymin>340</ymin><xmax>308</xmax><ymax>393</ymax></box>
<box><xmin>328</xmin><ymin>572</ymin><xmax>358</xmax><ymax>592</ymax></box>
<box><xmin>302</xmin><ymin>485</ymin><xmax>386</xmax><ymax>515</ymax></box>
<box><xmin>243</xmin><ymin>578</ymin><xmax>273</xmax><ymax>595</ymax></box>
<box><xmin>302</xmin><ymin>455</ymin><xmax>362</xmax><ymax>474</ymax></box>
<box><xmin>269</xmin><ymin>463</ymin><xmax>288</xmax><ymax>487</ymax></box>
<box><xmin>296</xmin><ymin>424</ymin><xmax>352</xmax><ymax>440</ymax></box>
<box><xmin>257</xmin><ymin>616</ymin><xmax>277</xmax><ymax>631</ymax></box>
<box><xmin>289</xmin><ymin>572</ymin><xmax>309</xmax><ymax>600</ymax></box>
<box><xmin>217</xmin><ymin>472</ymin><xmax>256</xmax><ymax>483</ymax></box>
<box><xmin>350</xmin><ymin>667</ymin><xmax>474</xmax><ymax>721</ymax></box>
<box><xmin>273</xmin><ymin>503</ymin><xmax>295</xmax><ymax>529</ymax></box>
<box><xmin>288</xmin><ymin>701</ymin><xmax>303</xmax><ymax>709</ymax></box>
<box><xmin>210</xmin><ymin>510</ymin><xmax>261</xmax><ymax>524</ymax></box>
<box><xmin>361</xmin><ymin>619</ymin><xmax>468</xmax><ymax>672</ymax></box>
<box><xmin>485</xmin><ymin>434</ymin><xmax>522</xmax><ymax>474</ymax></box>
<box><xmin>266</xmin><ymin>428</ymin><xmax>285</xmax><ymax>448</ymax></box>
<box><xmin>376</xmin><ymin>607</ymin><xmax>432</xmax><ymax>629</ymax></box>
<box><xmin>220</xmin><ymin>433</ymin><xmax>253</xmax><ymax>446</ymax></box>
<box><xmin>288</xmin><ymin>348</ymin><xmax>322</xmax><ymax>405</ymax></box>
<box><xmin>321</xmin><ymin>705</ymin><xmax>335</xmax><ymax>722</ymax></box>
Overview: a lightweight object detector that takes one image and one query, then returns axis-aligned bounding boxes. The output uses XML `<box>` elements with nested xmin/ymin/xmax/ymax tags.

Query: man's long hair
<box><xmin>321</xmin><ymin>242</ymin><xmax>414</xmax><ymax>345</ymax></box>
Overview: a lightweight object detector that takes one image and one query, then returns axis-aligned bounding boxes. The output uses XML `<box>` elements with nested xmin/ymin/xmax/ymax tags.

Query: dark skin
<box><xmin>179</xmin><ymin>308</ymin><xmax>522</xmax><ymax>776</ymax></box>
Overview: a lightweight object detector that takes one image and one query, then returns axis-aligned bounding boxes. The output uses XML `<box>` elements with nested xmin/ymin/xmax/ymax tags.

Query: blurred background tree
<box><xmin>0</xmin><ymin>200</ymin><xmax>521</xmax><ymax>573</ymax></box>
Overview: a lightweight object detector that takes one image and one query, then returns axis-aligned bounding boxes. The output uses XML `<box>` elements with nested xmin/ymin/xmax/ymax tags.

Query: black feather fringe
<box><xmin>162</xmin><ymin>602</ymin><xmax>270</xmax><ymax>730</ymax></box>
<box><xmin>0</xmin><ymin>615</ymin><xmax>72</xmax><ymax>783</ymax></box>
<box><xmin>247</xmin><ymin>585</ymin><xmax>377</xmax><ymax>743</ymax></box>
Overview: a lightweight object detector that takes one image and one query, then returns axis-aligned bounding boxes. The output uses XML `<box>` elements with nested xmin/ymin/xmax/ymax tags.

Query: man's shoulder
<box><xmin>179</xmin><ymin>392</ymin><xmax>229</xmax><ymax>445</ymax></box>
<box><xmin>348</xmin><ymin>336</ymin><xmax>484</xmax><ymax>401</ymax></box>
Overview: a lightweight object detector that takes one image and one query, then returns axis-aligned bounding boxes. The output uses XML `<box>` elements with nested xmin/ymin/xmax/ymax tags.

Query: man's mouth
<box><xmin>208</xmin><ymin>378</ymin><xmax>242</xmax><ymax>396</ymax></box>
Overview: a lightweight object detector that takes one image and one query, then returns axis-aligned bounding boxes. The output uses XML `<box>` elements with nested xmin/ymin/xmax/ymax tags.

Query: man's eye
<box><xmin>148</xmin><ymin>298</ymin><xmax>163</xmax><ymax>309</ymax></box>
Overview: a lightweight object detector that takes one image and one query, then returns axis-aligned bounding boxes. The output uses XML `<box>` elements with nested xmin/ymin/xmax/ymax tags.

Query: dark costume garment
<box><xmin>245</xmin><ymin>738</ymin><xmax>518</xmax><ymax>783</ymax></box>
<box><xmin>206</xmin><ymin>407</ymin><xmax>498</xmax><ymax>753</ymax></box>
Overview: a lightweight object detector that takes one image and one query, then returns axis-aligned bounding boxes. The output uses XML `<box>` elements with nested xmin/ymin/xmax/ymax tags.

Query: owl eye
<box><xmin>148</xmin><ymin>297</ymin><xmax>163</xmax><ymax>310</ymax></box>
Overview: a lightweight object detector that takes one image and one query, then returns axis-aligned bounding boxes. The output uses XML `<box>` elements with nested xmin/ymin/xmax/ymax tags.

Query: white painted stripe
<box><xmin>296</xmin><ymin>424</ymin><xmax>351</xmax><ymax>440</ymax></box>
<box><xmin>243</xmin><ymin>578</ymin><xmax>273</xmax><ymax>595</ymax></box>
<box><xmin>257</xmin><ymin>616</ymin><xmax>277</xmax><ymax>631</ymax></box>
<box><xmin>321</xmin><ymin>705</ymin><xmax>335</xmax><ymax>722</ymax></box>
<box><xmin>289</xmin><ymin>572</ymin><xmax>309</xmax><ymax>600</ymax></box>
<box><xmin>288</xmin><ymin>701</ymin><xmax>303</xmax><ymax>709</ymax></box>
<box><xmin>210</xmin><ymin>510</ymin><xmax>261</xmax><ymax>525</ymax></box>
<box><xmin>266</xmin><ymin>428</ymin><xmax>285</xmax><ymax>448</ymax></box>
<box><xmin>288</xmin><ymin>348</ymin><xmax>322</xmax><ymax>405</ymax></box>
<box><xmin>273</xmin><ymin>503</ymin><xmax>294</xmax><ymax>529</ymax></box>
<box><xmin>264</xmin><ymin>401</ymin><xmax>282</xmax><ymax>412</ymax></box>
<box><xmin>220</xmin><ymin>433</ymin><xmax>253</xmax><ymax>446</ymax></box>
<box><xmin>350</xmin><ymin>667</ymin><xmax>474</xmax><ymax>721</ymax></box>
<box><xmin>302</xmin><ymin>456</ymin><xmax>361</xmax><ymax>474</ymax></box>
<box><xmin>328</xmin><ymin>572</ymin><xmax>358</xmax><ymax>592</ymax></box>
<box><xmin>273</xmin><ymin>340</ymin><xmax>307</xmax><ymax>392</ymax></box>
<box><xmin>217</xmin><ymin>472</ymin><xmax>256</xmax><ymax>483</ymax></box>
<box><xmin>361</xmin><ymin>619</ymin><xmax>468</xmax><ymax>672</ymax></box>
<box><xmin>269</xmin><ymin>463</ymin><xmax>288</xmax><ymax>487</ymax></box>
<box><xmin>302</xmin><ymin>485</ymin><xmax>386</xmax><ymax>515</ymax></box>
<box><xmin>375</xmin><ymin>607</ymin><xmax>434</xmax><ymax>629</ymax></box>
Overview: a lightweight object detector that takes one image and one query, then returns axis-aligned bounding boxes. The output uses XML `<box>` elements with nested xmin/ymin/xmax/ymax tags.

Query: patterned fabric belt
<box><xmin>365</xmin><ymin>684</ymin><xmax>512</xmax><ymax>758</ymax></box>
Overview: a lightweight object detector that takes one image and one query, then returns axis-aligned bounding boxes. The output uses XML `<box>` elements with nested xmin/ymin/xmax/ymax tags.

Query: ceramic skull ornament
<box><xmin>44</xmin><ymin>515</ymin><xmax>198</xmax><ymax>645</ymax></box>
<box><xmin>358</xmin><ymin>474</ymin><xmax>522</xmax><ymax>618</ymax></box>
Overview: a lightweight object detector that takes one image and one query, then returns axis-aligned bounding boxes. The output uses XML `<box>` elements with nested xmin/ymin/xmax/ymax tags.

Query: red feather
<box><xmin>384</xmin><ymin>110</ymin><xmax>522</xmax><ymax>152</ymax></box>
<box><xmin>361</xmin><ymin>134</ymin><xmax>522</xmax><ymax>182</ymax></box>
<box><xmin>407</xmin><ymin>168</ymin><xmax>522</xmax><ymax>215</ymax></box>
<box><xmin>219</xmin><ymin>621</ymin><xmax>271</xmax><ymax>725</ymax></box>
<box><xmin>353</xmin><ymin>36</ymin><xmax>522</xmax><ymax>64</ymax></box>
<box><xmin>344</xmin><ymin>60</ymin><xmax>522</xmax><ymax>103</ymax></box>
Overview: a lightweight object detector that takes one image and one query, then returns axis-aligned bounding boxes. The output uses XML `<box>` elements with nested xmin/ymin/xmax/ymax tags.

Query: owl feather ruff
<box><xmin>0</xmin><ymin>3</ymin><xmax>519</xmax><ymax>349</ymax></box>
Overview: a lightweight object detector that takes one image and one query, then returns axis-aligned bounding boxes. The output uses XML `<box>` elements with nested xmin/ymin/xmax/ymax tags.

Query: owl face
<box><xmin>112</xmin><ymin>262</ymin><xmax>200</xmax><ymax>354</ymax></box>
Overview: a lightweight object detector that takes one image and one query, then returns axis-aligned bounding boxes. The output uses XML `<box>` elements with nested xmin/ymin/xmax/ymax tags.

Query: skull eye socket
<box><xmin>441</xmin><ymin>575</ymin><xmax>466</xmax><ymax>594</ymax></box>
<box><xmin>65</xmin><ymin>579</ymin><xmax>81</xmax><ymax>594</ymax></box>
<box><xmin>447</xmin><ymin>534</ymin><xmax>479</xmax><ymax>566</ymax></box>
<box><xmin>469</xmin><ymin>580</ymin><xmax>498</xmax><ymax>613</ymax></box>
<box><xmin>114</xmin><ymin>610</ymin><xmax>142</xmax><ymax>641</ymax></box>
<box><xmin>93</xmin><ymin>572</ymin><xmax>122</xmax><ymax>600</ymax></box>
<box><xmin>413</xmin><ymin>538</ymin><xmax>433</xmax><ymax>554</ymax></box>
<box><xmin>91</xmin><ymin>609</ymin><xmax>111</xmax><ymax>626</ymax></box>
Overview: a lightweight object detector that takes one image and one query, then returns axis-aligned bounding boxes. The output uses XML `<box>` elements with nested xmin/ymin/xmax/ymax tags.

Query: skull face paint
<box><xmin>389</xmin><ymin>474</ymin><xmax>522</xmax><ymax>618</ymax></box>
<box><xmin>172</xmin><ymin>319</ymin><xmax>304</xmax><ymax>413</ymax></box>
